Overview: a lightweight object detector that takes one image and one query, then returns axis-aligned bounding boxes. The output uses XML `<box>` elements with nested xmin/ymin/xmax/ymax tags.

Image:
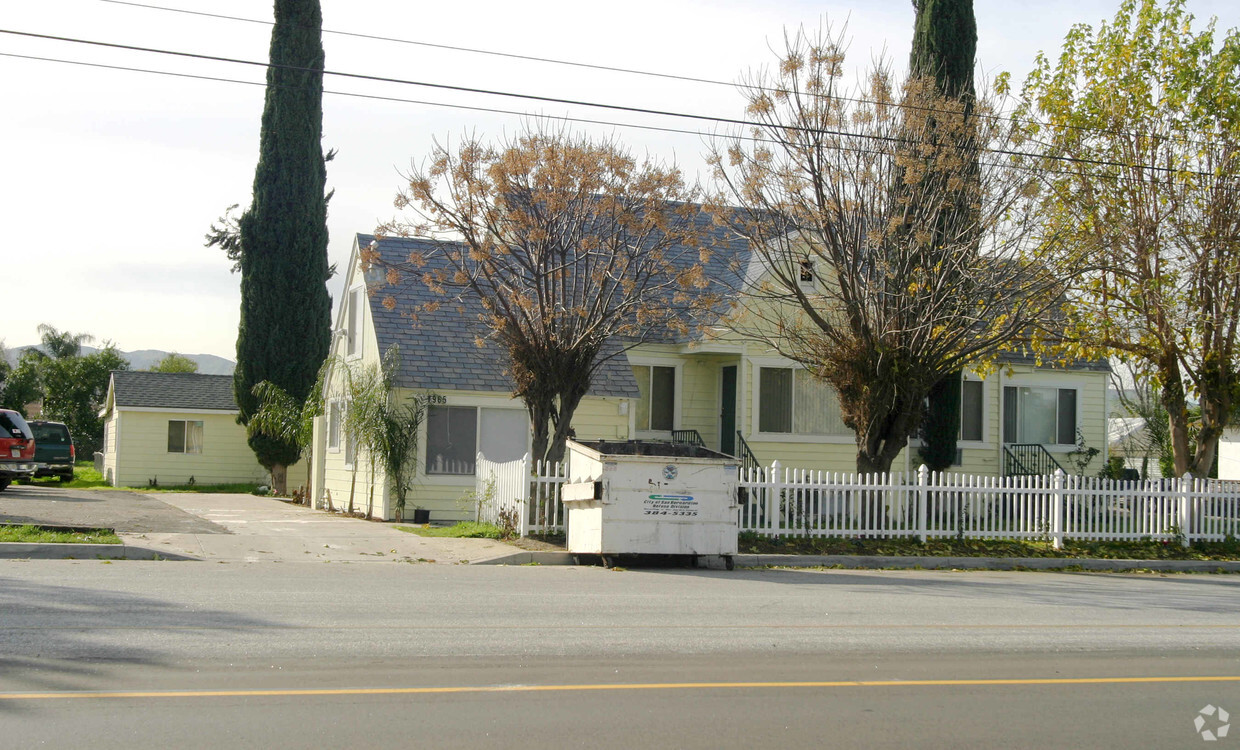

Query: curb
<box><xmin>0</xmin><ymin>543</ymin><xmax>198</xmax><ymax>561</ymax></box>
<box><xmin>738</xmin><ymin>554</ymin><xmax>1240</xmax><ymax>573</ymax></box>
<box><xmin>474</xmin><ymin>551</ymin><xmax>1240</xmax><ymax>572</ymax></box>
<box><xmin>473</xmin><ymin>551</ymin><xmax>577</xmax><ymax>566</ymax></box>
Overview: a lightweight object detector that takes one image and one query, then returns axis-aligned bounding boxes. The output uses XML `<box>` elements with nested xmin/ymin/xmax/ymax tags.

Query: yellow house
<box><xmin>311</xmin><ymin>232</ymin><xmax>1110</xmax><ymax>523</ymax></box>
<box><xmin>98</xmin><ymin>371</ymin><xmax>282</xmax><ymax>488</ymax></box>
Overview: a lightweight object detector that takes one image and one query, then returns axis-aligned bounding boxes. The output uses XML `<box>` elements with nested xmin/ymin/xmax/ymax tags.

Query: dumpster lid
<box><xmin>574</xmin><ymin>439</ymin><xmax>734</xmax><ymax>460</ymax></box>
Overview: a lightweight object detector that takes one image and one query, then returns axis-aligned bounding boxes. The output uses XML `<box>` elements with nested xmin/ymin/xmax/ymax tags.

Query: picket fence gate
<box><xmin>739</xmin><ymin>462</ymin><xmax>1240</xmax><ymax>547</ymax></box>
<box><xmin>475</xmin><ymin>453</ymin><xmax>567</xmax><ymax>536</ymax></box>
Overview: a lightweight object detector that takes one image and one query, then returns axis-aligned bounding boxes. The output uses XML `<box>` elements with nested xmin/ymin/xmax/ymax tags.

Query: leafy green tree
<box><xmin>234</xmin><ymin>0</ymin><xmax>333</xmax><ymax>494</ymax></box>
<box><xmin>40</xmin><ymin>344</ymin><xmax>128</xmax><ymax>456</ymax></box>
<box><xmin>1017</xmin><ymin>0</ymin><xmax>1240</xmax><ymax>477</ymax></box>
<box><xmin>4</xmin><ymin>326</ymin><xmax>129</xmax><ymax>455</ymax></box>
<box><xmin>0</xmin><ymin>349</ymin><xmax>42</xmax><ymax>417</ymax></box>
<box><xmin>919</xmin><ymin>371</ymin><xmax>962</xmax><ymax>470</ymax></box>
<box><xmin>149</xmin><ymin>353</ymin><xmax>199</xmax><ymax>374</ymax></box>
<box><xmin>907</xmin><ymin>0</ymin><xmax>977</xmax><ymax>471</ymax></box>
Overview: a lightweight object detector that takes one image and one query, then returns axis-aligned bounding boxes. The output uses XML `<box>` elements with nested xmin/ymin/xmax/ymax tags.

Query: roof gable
<box><xmin>111</xmin><ymin>371</ymin><xmax>238</xmax><ymax>411</ymax></box>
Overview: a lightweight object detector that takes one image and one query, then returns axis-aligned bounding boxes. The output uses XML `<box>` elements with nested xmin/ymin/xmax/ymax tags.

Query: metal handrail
<box><xmin>1003</xmin><ymin>443</ymin><xmax>1066</xmax><ymax>476</ymax></box>
<box><xmin>736</xmin><ymin>431</ymin><xmax>762</xmax><ymax>478</ymax></box>
<box><xmin>671</xmin><ymin>429</ymin><xmax>706</xmax><ymax>447</ymax></box>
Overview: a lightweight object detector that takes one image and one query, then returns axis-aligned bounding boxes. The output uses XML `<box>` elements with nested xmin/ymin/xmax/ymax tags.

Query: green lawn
<box><xmin>738</xmin><ymin>532</ymin><xmax>1240</xmax><ymax>561</ymax></box>
<box><xmin>28</xmin><ymin>465</ymin><xmax>260</xmax><ymax>495</ymax></box>
<box><xmin>0</xmin><ymin>524</ymin><xmax>121</xmax><ymax>544</ymax></box>
<box><xmin>395</xmin><ymin>522</ymin><xmax>507</xmax><ymax>539</ymax></box>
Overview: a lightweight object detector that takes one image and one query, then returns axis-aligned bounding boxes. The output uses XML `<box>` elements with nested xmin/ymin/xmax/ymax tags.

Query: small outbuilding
<box><xmin>97</xmin><ymin>371</ymin><xmax>284</xmax><ymax>487</ymax></box>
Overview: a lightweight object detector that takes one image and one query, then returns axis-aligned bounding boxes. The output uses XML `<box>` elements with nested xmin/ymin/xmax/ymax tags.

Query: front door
<box><xmin>720</xmin><ymin>365</ymin><xmax>737</xmax><ymax>456</ymax></box>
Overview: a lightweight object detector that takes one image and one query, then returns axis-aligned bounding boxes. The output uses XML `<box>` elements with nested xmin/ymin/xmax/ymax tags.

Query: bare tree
<box><xmin>710</xmin><ymin>26</ymin><xmax>1061</xmax><ymax>473</ymax></box>
<box><xmin>1018</xmin><ymin>0</ymin><xmax>1240</xmax><ymax>477</ymax></box>
<box><xmin>372</xmin><ymin>125</ymin><xmax>717</xmax><ymax>465</ymax></box>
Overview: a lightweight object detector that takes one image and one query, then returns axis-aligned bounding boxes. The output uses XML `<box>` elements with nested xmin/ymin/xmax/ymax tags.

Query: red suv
<box><xmin>0</xmin><ymin>408</ymin><xmax>36</xmax><ymax>491</ymax></box>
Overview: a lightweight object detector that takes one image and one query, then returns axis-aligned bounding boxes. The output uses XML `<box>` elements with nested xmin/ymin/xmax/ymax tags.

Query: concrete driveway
<box><xmin>0</xmin><ymin>483</ymin><xmax>521</xmax><ymax>564</ymax></box>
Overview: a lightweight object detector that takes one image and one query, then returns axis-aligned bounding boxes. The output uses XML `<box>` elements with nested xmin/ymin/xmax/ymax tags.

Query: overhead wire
<box><xmin>2</xmin><ymin>48</ymin><xmax>1212</xmax><ymax>190</ymax></box>
<box><xmin>0</xmin><ymin>27</ymin><xmax>1220</xmax><ymax>179</ymax></box>
<box><xmin>97</xmin><ymin>0</ymin><xmax>1231</xmax><ymax>153</ymax></box>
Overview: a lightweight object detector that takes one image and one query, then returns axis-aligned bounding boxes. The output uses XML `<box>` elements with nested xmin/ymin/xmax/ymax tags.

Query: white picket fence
<box><xmin>739</xmin><ymin>462</ymin><xmax>1240</xmax><ymax>547</ymax></box>
<box><xmin>475</xmin><ymin>453</ymin><xmax>567</xmax><ymax>536</ymax></box>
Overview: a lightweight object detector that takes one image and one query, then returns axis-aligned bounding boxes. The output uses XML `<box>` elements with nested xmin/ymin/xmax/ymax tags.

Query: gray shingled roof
<box><xmin>359</xmin><ymin>234</ymin><xmax>643</xmax><ymax>398</ymax></box>
<box><xmin>111</xmin><ymin>371</ymin><xmax>238</xmax><ymax>411</ymax></box>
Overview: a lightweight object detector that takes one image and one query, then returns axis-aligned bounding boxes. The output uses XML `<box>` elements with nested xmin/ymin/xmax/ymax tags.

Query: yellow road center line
<box><xmin>3</xmin><ymin>676</ymin><xmax>1239</xmax><ymax>701</ymax></box>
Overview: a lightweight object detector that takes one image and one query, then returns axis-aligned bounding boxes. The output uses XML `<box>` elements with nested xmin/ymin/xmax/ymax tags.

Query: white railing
<box><xmin>475</xmin><ymin>453</ymin><xmax>567</xmax><ymax>536</ymax></box>
<box><xmin>738</xmin><ymin>463</ymin><xmax>1240</xmax><ymax>547</ymax></box>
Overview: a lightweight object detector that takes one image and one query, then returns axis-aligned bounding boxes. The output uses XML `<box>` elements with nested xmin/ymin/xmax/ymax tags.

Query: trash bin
<box><xmin>561</xmin><ymin>440</ymin><xmax>739</xmax><ymax>568</ymax></box>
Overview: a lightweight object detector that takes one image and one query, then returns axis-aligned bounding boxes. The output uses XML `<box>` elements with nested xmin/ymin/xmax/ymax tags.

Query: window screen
<box><xmin>759</xmin><ymin>368</ymin><xmax>793</xmax><ymax>433</ymax></box>
<box><xmin>479</xmin><ymin>409</ymin><xmax>527</xmax><ymax>463</ymax></box>
<box><xmin>960</xmin><ymin>380</ymin><xmax>984</xmax><ymax>441</ymax></box>
<box><xmin>426</xmin><ymin>406</ymin><xmax>477</xmax><ymax>475</ymax></box>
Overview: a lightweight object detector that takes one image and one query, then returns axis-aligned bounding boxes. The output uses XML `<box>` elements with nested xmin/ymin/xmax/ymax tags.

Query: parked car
<box><xmin>0</xmin><ymin>408</ymin><xmax>36</xmax><ymax>491</ymax></box>
<box><xmin>29</xmin><ymin>420</ymin><xmax>75</xmax><ymax>482</ymax></box>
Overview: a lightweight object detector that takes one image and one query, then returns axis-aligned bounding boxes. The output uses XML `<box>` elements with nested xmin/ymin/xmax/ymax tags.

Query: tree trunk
<box><xmin>546</xmin><ymin>391</ymin><xmax>587</xmax><ymax>467</ymax></box>
<box><xmin>270</xmin><ymin>463</ymin><xmax>287</xmax><ymax>495</ymax></box>
<box><xmin>366</xmin><ymin>457</ymin><xmax>375</xmax><ymax>519</ymax></box>
<box><xmin>528</xmin><ymin>398</ymin><xmax>553</xmax><ymax>466</ymax></box>
<box><xmin>1160</xmin><ymin>360</ymin><xmax>1194</xmax><ymax>478</ymax></box>
<box><xmin>855</xmin><ymin>409</ymin><xmax>914</xmax><ymax>475</ymax></box>
<box><xmin>347</xmin><ymin>466</ymin><xmax>357</xmax><ymax>515</ymax></box>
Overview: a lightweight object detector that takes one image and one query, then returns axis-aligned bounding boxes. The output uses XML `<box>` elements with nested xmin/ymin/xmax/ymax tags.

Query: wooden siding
<box><xmin>109</xmin><ymin>410</ymin><xmax>269</xmax><ymax>487</ymax></box>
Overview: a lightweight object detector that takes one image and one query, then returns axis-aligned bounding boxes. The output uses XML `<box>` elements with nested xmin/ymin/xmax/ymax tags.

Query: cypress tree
<box><xmin>909</xmin><ymin>0</ymin><xmax>976</xmax><ymax>99</ymax></box>
<box><xmin>909</xmin><ymin>0</ymin><xmax>977</xmax><ymax>471</ymax></box>
<box><xmin>235</xmin><ymin>0</ymin><xmax>331</xmax><ymax>492</ymax></box>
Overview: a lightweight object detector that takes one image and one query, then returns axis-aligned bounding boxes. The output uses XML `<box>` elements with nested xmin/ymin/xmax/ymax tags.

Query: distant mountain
<box><xmin>3</xmin><ymin>345</ymin><xmax>235</xmax><ymax>375</ymax></box>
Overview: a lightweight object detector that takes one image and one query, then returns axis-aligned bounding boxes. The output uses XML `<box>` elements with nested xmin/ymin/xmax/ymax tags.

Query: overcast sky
<box><xmin>4</xmin><ymin>0</ymin><xmax>1237</xmax><ymax>360</ymax></box>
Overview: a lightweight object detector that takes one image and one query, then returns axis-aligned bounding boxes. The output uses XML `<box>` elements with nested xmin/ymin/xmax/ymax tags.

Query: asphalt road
<box><xmin>1</xmin><ymin>562</ymin><xmax>1238</xmax><ymax>748</ymax></box>
<box><xmin>0</xmin><ymin>482</ymin><xmax>225</xmax><ymax>534</ymax></box>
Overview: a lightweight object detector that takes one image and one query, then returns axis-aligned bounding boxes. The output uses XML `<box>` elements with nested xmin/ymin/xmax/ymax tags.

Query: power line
<box><xmin>99</xmin><ymin>0</ymin><xmax>733</xmax><ymax>90</ymax></box>
<box><xmin>98</xmin><ymin>0</ymin><xmax>1227</xmax><ymax>153</ymax></box>
<box><xmin>0</xmin><ymin>50</ymin><xmax>728</xmax><ymax>144</ymax></box>
<box><xmin>2</xmin><ymin>49</ymin><xmax>1210</xmax><ymax>188</ymax></box>
<box><xmin>0</xmin><ymin>29</ymin><xmax>1223</xmax><ymax>179</ymax></box>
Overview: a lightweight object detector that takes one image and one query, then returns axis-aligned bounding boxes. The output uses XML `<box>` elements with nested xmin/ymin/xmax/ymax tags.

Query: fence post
<box><xmin>917</xmin><ymin>464</ymin><xmax>928</xmax><ymax>543</ymax></box>
<box><xmin>519</xmin><ymin>453</ymin><xmax>531</xmax><ymax>538</ymax></box>
<box><xmin>475</xmin><ymin>452</ymin><xmax>486</xmax><ymax>523</ymax></box>
<box><xmin>1178</xmin><ymin>473</ymin><xmax>1192</xmax><ymax>547</ymax></box>
<box><xmin>768</xmin><ymin>461</ymin><xmax>781</xmax><ymax>534</ymax></box>
<box><xmin>1051</xmin><ymin>469</ymin><xmax>1065</xmax><ymax>550</ymax></box>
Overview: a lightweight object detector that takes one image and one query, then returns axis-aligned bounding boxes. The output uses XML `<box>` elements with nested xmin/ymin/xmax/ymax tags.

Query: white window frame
<box><xmin>346</xmin><ymin>286</ymin><xmax>364</xmax><ymax>359</ymax></box>
<box><xmin>422</xmin><ymin>396</ymin><xmax>530</xmax><ymax>486</ymax></box>
<box><xmin>166</xmin><ymin>419</ymin><xmax>204</xmax><ymax>455</ymax></box>
<box><xmin>750</xmin><ymin>360</ymin><xmax>852</xmax><ymax>444</ymax></box>
<box><xmin>628</xmin><ymin>358</ymin><xmax>682</xmax><ymax>437</ymax></box>
<box><xmin>327</xmin><ymin>400</ymin><xmax>343</xmax><ymax>453</ymax></box>
<box><xmin>958</xmin><ymin>375</ymin><xmax>988</xmax><ymax>446</ymax></box>
<box><xmin>1002</xmin><ymin>382</ymin><xmax>1081</xmax><ymax>448</ymax></box>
